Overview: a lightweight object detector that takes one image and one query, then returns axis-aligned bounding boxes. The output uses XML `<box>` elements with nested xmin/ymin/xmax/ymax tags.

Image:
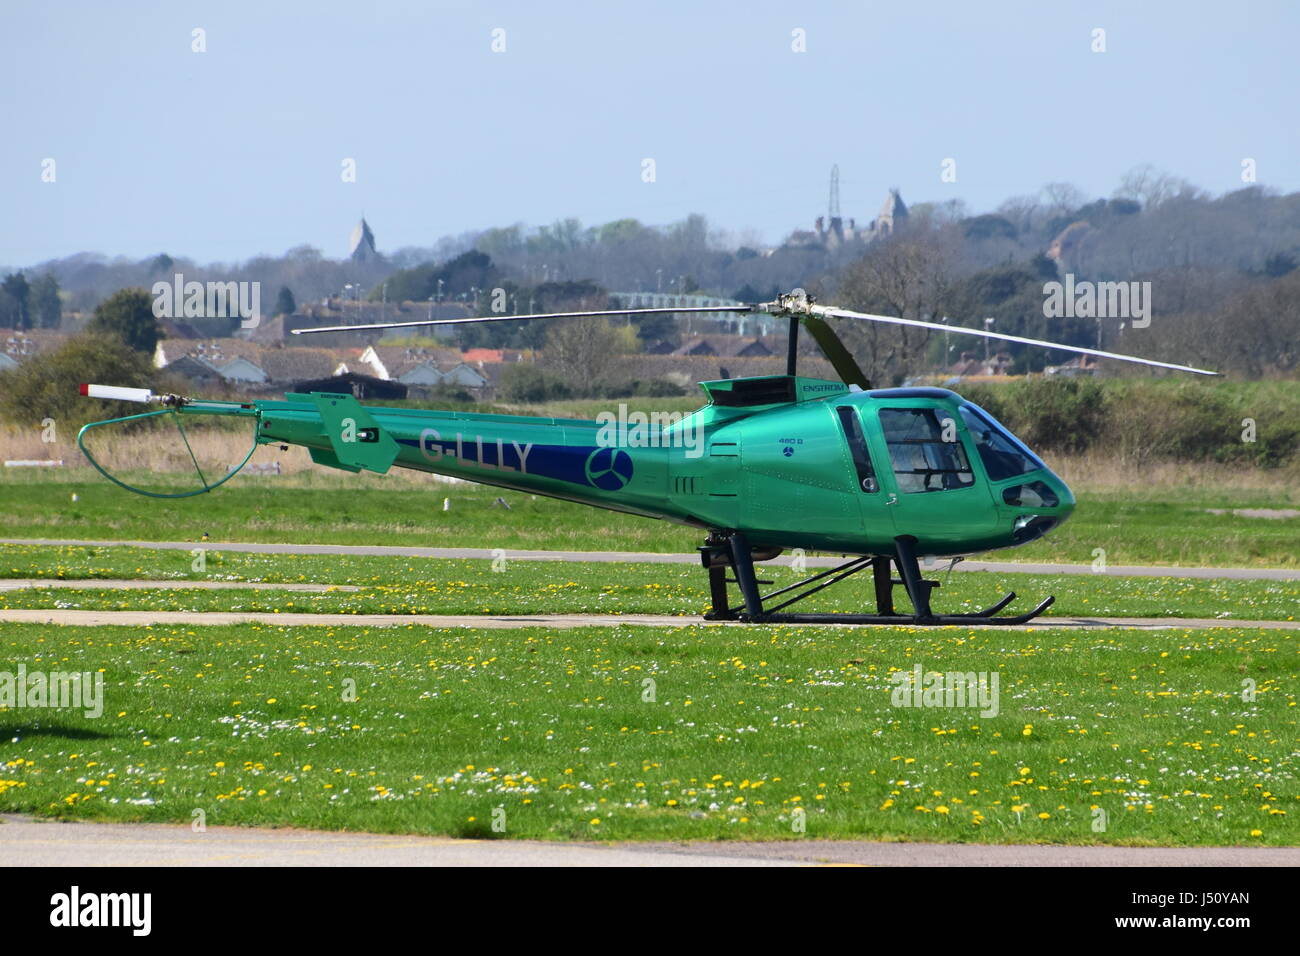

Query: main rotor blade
<box><xmin>291</xmin><ymin>305</ymin><xmax>754</xmax><ymax>335</ymax></box>
<box><xmin>798</xmin><ymin>315</ymin><xmax>871</xmax><ymax>389</ymax></box>
<box><xmin>808</xmin><ymin>304</ymin><xmax>1219</xmax><ymax>376</ymax></box>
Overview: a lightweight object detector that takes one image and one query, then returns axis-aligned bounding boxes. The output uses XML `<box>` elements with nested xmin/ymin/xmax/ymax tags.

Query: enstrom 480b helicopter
<box><xmin>79</xmin><ymin>289</ymin><xmax>1217</xmax><ymax>626</ymax></box>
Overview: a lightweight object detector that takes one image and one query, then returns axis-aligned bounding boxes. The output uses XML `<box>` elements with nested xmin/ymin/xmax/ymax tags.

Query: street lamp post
<box><xmin>983</xmin><ymin>317</ymin><xmax>995</xmax><ymax>363</ymax></box>
<box><xmin>344</xmin><ymin>284</ymin><xmax>363</xmax><ymax>322</ymax></box>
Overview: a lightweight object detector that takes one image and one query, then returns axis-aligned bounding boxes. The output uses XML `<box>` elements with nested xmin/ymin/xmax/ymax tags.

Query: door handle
<box><xmin>885</xmin><ymin>493</ymin><xmax>898</xmax><ymax>506</ymax></box>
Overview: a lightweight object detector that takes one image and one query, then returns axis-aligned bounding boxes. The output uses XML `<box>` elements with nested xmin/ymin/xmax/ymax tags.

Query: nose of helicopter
<box><xmin>1004</xmin><ymin>471</ymin><xmax>1075</xmax><ymax>546</ymax></box>
<box><xmin>1053</xmin><ymin>474</ymin><xmax>1076</xmax><ymax>523</ymax></box>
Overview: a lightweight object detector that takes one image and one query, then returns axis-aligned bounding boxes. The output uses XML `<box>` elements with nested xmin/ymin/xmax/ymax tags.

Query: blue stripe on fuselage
<box><xmin>395</xmin><ymin>434</ymin><xmax>603</xmax><ymax>486</ymax></box>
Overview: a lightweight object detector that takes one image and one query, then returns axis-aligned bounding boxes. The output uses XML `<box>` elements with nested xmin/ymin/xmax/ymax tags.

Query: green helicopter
<box><xmin>79</xmin><ymin>289</ymin><xmax>1216</xmax><ymax>625</ymax></box>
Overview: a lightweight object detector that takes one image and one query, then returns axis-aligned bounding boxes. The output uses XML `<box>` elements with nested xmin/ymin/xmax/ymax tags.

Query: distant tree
<box><xmin>532</xmin><ymin>279</ymin><xmax>605</xmax><ymax>312</ymax></box>
<box><xmin>475</xmin><ymin>225</ymin><xmax>525</xmax><ymax>259</ymax></box>
<box><xmin>377</xmin><ymin>251</ymin><xmax>500</xmax><ymax>305</ymax></box>
<box><xmin>1134</xmin><ymin>269</ymin><xmax>1300</xmax><ymax>377</ymax></box>
<box><xmin>0</xmin><ymin>333</ymin><xmax>155</xmax><ymax>427</ymax></box>
<box><xmin>87</xmin><ymin>288</ymin><xmax>161</xmax><ymax>353</ymax></box>
<box><xmin>438</xmin><ymin>250</ymin><xmax>497</xmax><ymax>297</ymax></box>
<box><xmin>29</xmin><ymin>273</ymin><xmax>62</xmax><ymax>328</ymax></box>
<box><xmin>1</xmin><ymin>272</ymin><xmax>31</xmax><ymax>329</ymax></box>
<box><xmin>1114</xmin><ymin>164</ymin><xmax>1202</xmax><ymax>210</ymax></box>
<box><xmin>1260</xmin><ymin>252</ymin><xmax>1297</xmax><ymax>278</ymax></box>
<box><xmin>274</xmin><ymin>286</ymin><xmax>297</xmax><ymax>316</ymax></box>
<box><xmin>962</xmin><ymin>214</ymin><xmax>1018</xmax><ymax>241</ymax></box>
<box><xmin>629</xmin><ymin>310</ymin><xmax>676</xmax><ymax>345</ymax></box>
<box><xmin>380</xmin><ymin>262</ymin><xmax>438</xmax><ymax>304</ymax></box>
<box><xmin>149</xmin><ymin>253</ymin><xmax>175</xmax><ymax>274</ymax></box>
<box><xmin>836</xmin><ymin>229</ymin><xmax>964</xmax><ymax>386</ymax></box>
<box><xmin>596</xmin><ymin>219</ymin><xmax>647</xmax><ymax>244</ymax></box>
<box><xmin>0</xmin><ymin>290</ymin><xmax>17</xmax><ymax>328</ymax></box>
<box><xmin>995</xmin><ymin>195</ymin><xmax>1044</xmax><ymax>235</ymax></box>
<box><xmin>498</xmin><ymin>364</ymin><xmax>570</xmax><ymax>403</ymax></box>
<box><xmin>543</xmin><ymin>317</ymin><xmax>636</xmax><ymax>389</ymax></box>
<box><xmin>949</xmin><ymin>258</ymin><xmax>1094</xmax><ymax>371</ymax></box>
<box><xmin>1041</xmin><ymin>182</ymin><xmax>1088</xmax><ymax>217</ymax></box>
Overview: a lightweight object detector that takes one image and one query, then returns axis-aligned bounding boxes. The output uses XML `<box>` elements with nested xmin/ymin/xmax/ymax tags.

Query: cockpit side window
<box><xmin>958</xmin><ymin>404</ymin><xmax>1045</xmax><ymax>481</ymax></box>
<box><xmin>879</xmin><ymin>407</ymin><xmax>974</xmax><ymax>493</ymax></box>
<box><xmin>835</xmin><ymin>406</ymin><xmax>879</xmax><ymax>493</ymax></box>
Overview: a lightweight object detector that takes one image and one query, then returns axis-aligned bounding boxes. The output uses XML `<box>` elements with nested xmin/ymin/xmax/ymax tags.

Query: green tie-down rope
<box><xmin>77</xmin><ymin>407</ymin><xmax>258</xmax><ymax>498</ymax></box>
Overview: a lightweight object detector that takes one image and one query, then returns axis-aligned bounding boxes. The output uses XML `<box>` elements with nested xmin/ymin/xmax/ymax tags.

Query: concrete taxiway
<box><xmin>3</xmin><ymin>815</ymin><xmax>1295</xmax><ymax>867</ymax></box>
<box><xmin>4</xmin><ymin>538</ymin><xmax>1298</xmax><ymax>581</ymax></box>
<box><xmin>1</xmin><ymin>607</ymin><xmax>1295</xmax><ymax>629</ymax></box>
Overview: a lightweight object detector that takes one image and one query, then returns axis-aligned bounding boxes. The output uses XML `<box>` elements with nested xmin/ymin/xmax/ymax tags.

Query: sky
<box><xmin>3</xmin><ymin>0</ymin><xmax>1297</xmax><ymax>266</ymax></box>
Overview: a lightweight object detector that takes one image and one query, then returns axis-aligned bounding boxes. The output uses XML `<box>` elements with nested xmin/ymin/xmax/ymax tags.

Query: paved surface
<box><xmin>1</xmin><ymin>608</ymin><xmax>1295</xmax><ymax>629</ymax></box>
<box><xmin>3</xmin><ymin>816</ymin><xmax>1293</xmax><ymax>867</ymax></box>
<box><xmin>4</xmin><ymin>538</ymin><xmax>1297</xmax><ymax>580</ymax></box>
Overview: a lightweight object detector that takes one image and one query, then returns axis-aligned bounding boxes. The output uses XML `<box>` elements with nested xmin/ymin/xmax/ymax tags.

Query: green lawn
<box><xmin>1</xmin><ymin>475</ymin><xmax>1297</xmax><ymax>567</ymax></box>
<box><xmin>1</xmin><ymin>545</ymin><xmax>1296</xmax><ymax>621</ymax></box>
<box><xmin>0</xmin><ymin>621</ymin><xmax>1293</xmax><ymax>844</ymax></box>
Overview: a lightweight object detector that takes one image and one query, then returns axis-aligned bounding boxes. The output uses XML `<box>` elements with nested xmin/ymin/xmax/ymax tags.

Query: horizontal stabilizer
<box><xmin>309</xmin><ymin>447</ymin><xmax>363</xmax><ymax>472</ymax></box>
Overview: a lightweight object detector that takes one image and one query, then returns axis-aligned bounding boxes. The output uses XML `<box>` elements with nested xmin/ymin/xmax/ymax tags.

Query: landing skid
<box><xmin>700</xmin><ymin>531</ymin><xmax>1054</xmax><ymax>626</ymax></box>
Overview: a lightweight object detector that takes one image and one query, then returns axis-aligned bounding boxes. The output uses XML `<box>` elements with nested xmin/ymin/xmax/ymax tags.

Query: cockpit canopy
<box><xmin>957</xmin><ymin>403</ymin><xmax>1047</xmax><ymax>481</ymax></box>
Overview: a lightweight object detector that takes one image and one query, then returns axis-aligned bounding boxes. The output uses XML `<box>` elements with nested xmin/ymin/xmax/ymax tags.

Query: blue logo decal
<box><xmin>782</xmin><ymin>446</ymin><xmax>795</xmax><ymax>457</ymax></box>
<box><xmin>585</xmin><ymin>447</ymin><xmax>634</xmax><ymax>490</ymax></box>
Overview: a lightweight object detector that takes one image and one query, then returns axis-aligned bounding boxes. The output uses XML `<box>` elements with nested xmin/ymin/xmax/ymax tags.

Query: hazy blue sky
<box><xmin>4</xmin><ymin>0</ymin><xmax>1297</xmax><ymax>265</ymax></box>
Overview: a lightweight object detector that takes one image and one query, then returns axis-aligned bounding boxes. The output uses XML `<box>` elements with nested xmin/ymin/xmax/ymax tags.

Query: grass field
<box><xmin>2</xmin><ymin>424</ymin><xmax>1295</xmax><ymax>849</ymax></box>
<box><xmin>1</xmin><ymin>545</ymin><xmax>1297</xmax><ymax>621</ymax></box>
<box><xmin>1</xmin><ymin>473</ymin><xmax>1298</xmax><ymax>567</ymax></box>
<box><xmin>0</xmin><ymin>620</ymin><xmax>1293</xmax><ymax>844</ymax></box>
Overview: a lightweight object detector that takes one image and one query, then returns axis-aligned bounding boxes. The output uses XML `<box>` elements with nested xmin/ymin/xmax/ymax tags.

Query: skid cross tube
<box><xmin>701</xmin><ymin>532</ymin><xmax>1053</xmax><ymax>625</ymax></box>
<box><xmin>761</xmin><ymin>556</ymin><xmax>874</xmax><ymax>614</ymax></box>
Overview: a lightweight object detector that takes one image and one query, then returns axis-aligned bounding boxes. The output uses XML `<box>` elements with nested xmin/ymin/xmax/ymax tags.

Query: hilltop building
<box><xmin>349</xmin><ymin>217</ymin><xmax>379</xmax><ymax>264</ymax></box>
<box><xmin>800</xmin><ymin>184</ymin><xmax>910</xmax><ymax>249</ymax></box>
<box><xmin>867</xmin><ymin>188</ymin><xmax>908</xmax><ymax>239</ymax></box>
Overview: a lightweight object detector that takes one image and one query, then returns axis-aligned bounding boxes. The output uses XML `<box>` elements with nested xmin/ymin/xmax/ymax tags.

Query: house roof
<box><xmin>258</xmin><ymin>348</ymin><xmax>341</xmax><ymax>383</ymax></box>
<box><xmin>672</xmin><ymin>335</ymin><xmax>781</xmax><ymax>358</ymax></box>
<box><xmin>361</xmin><ymin>345</ymin><xmax>464</xmax><ymax>380</ymax></box>
<box><xmin>2</xmin><ymin>330</ymin><xmax>67</xmax><ymax>361</ymax></box>
<box><xmin>162</xmin><ymin>339</ymin><xmax>267</xmax><ymax>368</ymax></box>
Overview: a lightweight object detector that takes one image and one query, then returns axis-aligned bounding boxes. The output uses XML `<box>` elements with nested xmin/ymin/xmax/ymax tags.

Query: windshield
<box><xmin>958</xmin><ymin>404</ymin><xmax>1046</xmax><ymax>481</ymax></box>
